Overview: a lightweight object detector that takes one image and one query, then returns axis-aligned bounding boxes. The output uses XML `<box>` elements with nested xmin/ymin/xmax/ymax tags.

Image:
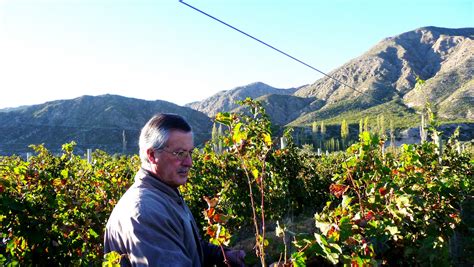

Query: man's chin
<box><xmin>177</xmin><ymin>175</ymin><xmax>188</xmax><ymax>184</ymax></box>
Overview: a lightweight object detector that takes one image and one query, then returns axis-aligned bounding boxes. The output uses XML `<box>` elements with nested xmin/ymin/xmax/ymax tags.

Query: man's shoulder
<box><xmin>114</xmin><ymin>184</ymin><xmax>180</xmax><ymax>220</ymax></box>
<box><xmin>121</xmin><ymin>184</ymin><xmax>170</xmax><ymax>211</ymax></box>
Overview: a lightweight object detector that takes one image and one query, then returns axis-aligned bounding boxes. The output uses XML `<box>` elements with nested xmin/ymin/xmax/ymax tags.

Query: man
<box><xmin>104</xmin><ymin>113</ymin><xmax>245</xmax><ymax>266</ymax></box>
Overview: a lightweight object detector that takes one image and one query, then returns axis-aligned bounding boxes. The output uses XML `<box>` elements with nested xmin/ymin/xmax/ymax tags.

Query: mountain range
<box><xmin>0</xmin><ymin>26</ymin><xmax>472</xmax><ymax>156</ymax></box>
<box><xmin>0</xmin><ymin>95</ymin><xmax>212</xmax><ymax>155</ymax></box>
<box><xmin>189</xmin><ymin>27</ymin><xmax>473</xmax><ymax>126</ymax></box>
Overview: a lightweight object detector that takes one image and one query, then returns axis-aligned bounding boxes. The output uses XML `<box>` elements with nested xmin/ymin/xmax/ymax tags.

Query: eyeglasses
<box><xmin>157</xmin><ymin>148</ymin><xmax>194</xmax><ymax>161</ymax></box>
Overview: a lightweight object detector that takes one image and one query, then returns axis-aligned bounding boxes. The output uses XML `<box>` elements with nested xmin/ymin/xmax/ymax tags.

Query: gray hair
<box><xmin>138</xmin><ymin>113</ymin><xmax>192</xmax><ymax>169</ymax></box>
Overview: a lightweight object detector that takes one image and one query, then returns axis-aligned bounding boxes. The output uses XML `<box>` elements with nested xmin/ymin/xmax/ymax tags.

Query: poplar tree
<box><xmin>390</xmin><ymin>119</ymin><xmax>395</xmax><ymax>149</ymax></box>
<box><xmin>341</xmin><ymin>119</ymin><xmax>349</xmax><ymax>149</ymax></box>
<box><xmin>218</xmin><ymin>124</ymin><xmax>223</xmax><ymax>153</ymax></box>
<box><xmin>379</xmin><ymin>115</ymin><xmax>385</xmax><ymax>138</ymax></box>
<box><xmin>212</xmin><ymin>123</ymin><xmax>218</xmax><ymax>143</ymax></box>
<box><xmin>320</xmin><ymin>121</ymin><xmax>326</xmax><ymax>150</ymax></box>
<box><xmin>122</xmin><ymin>130</ymin><xmax>127</xmax><ymax>154</ymax></box>
<box><xmin>211</xmin><ymin>123</ymin><xmax>219</xmax><ymax>152</ymax></box>
<box><xmin>363</xmin><ymin>116</ymin><xmax>369</xmax><ymax>133</ymax></box>
<box><xmin>376</xmin><ymin>116</ymin><xmax>381</xmax><ymax>135</ymax></box>
<box><xmin>312</xmin><ymin>121</ymin><xmax>318</xmax><ymax>147</ymax></box>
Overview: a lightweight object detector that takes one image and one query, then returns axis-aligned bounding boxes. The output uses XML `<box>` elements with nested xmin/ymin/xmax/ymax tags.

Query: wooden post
<box><xmin>280</xmin><ymin>137</ymin><xmax>287</xmax><ymax>149</ymax></box>
<box><xmin>87</xmin><ymin>149</ymin><xmax>92</xmax><ymax>164</ymax></box>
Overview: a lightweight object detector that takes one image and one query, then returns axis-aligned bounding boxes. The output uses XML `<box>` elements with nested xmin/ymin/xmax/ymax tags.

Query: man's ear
<box><xmin>147</xmin><ymin>148</ymin><xmax>158</xmax><ymax>164</ymax></box>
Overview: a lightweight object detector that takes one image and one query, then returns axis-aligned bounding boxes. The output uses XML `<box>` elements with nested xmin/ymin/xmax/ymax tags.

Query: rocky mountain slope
<box><xmin>185</xmin><ymin>82</ymin><xmax>299</xmax><ymax>117</ymax></box>
<box><xmin>188</xmin><ymin>27</ymin><xmax>472</xmax><ymax>127</ymax></box>
<box><xmin>290</xmin><ymin>27</ymin><xmax>473</xmax><ymax>125</ymax></box>
<box><xmin>0</xmin><ymin>95</ymin><xmax>212</xmax><ymax>156</ymax></box>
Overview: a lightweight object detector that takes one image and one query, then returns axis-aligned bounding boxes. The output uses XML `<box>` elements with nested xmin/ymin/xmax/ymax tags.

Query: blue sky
<box><xmin>0</xmin><ymin>0</ymin><xmax>472</xmax><ymax>109</ymax></box>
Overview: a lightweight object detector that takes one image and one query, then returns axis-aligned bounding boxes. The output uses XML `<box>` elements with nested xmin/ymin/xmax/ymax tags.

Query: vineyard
<box><xmin>1</xmin><ymin>99</ymin><xmax>473</xmax><ymax>266</ymax></box>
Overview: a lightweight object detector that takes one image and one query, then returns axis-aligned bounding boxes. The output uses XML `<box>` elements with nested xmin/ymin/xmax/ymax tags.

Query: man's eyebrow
<box><xmin>172</xmin><ymin>147</ymin><xmax>195</xmax><ymax>151</ymax></box>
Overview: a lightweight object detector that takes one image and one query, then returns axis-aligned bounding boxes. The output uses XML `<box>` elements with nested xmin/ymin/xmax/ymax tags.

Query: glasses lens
<box><xmin>176</xmin><ymin>150</ymin><xmax>192</xmax><ymax>160</ymax></box>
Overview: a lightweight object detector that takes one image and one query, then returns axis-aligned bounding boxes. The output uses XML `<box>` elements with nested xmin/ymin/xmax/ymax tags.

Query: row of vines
<box><xmin>1</xmin><ymin>145</ymin><xmax>139</xmax><ymax>265</ymax></box>
<box><xmin>1</xmin><ymin>99</ymin><xmax>473</xmax><ymax>266</ymax></box>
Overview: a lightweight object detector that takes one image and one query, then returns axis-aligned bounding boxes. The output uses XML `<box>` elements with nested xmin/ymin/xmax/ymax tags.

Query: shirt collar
<box><xmin>136</xmin><ymin>168</ymin><xmax>183</xmax><ymax>203</ymax></box>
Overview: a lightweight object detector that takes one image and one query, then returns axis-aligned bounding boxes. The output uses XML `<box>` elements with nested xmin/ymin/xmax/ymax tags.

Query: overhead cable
<box><xmin>179</xmin><ymin>0</ymin><xmax>383</xmax><ymax>104</ymax></box>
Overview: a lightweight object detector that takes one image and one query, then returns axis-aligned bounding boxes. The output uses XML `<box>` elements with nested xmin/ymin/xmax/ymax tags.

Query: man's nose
<box><xmin>181</xmin><ymin>154</ymin><xmax>192</xmax><ymax>166</ymax></box>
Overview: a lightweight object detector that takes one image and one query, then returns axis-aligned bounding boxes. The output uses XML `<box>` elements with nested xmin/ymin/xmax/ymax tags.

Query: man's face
<box><xmin>153</xmin><ymin>130</ymin><xmax>194</xmax><ymax>188</ymax></box>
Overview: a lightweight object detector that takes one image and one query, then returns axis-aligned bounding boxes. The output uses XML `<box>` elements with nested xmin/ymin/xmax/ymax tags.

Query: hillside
<box><xmin>187</xmin><ymin>27</ymin><xmax>473</xmax><ymax>130</ymax></box>
<box><xmin>185</xmin><ymin>82</ymin><xmax>299</xmax><ymax>117</ymax></box>
<box><xmin>232</xmin><ymin>94</ymin><xmax>324</xmax><ymax>126</ymax></box>
<box><xmin>0</xmin><ymin>95</ymin><xmax>212</xmax><ymax>156</ymax></box>
<box><xmin>290</xmin><ymin>27</ymin><xmax>473</xmax><ymax>125</ymax></box>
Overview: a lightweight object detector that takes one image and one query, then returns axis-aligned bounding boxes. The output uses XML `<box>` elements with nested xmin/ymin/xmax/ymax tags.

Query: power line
<box><xmin>179</xmin><ymin>0</ymin><xmax>384</xmax><ymax>105</ymax></box>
